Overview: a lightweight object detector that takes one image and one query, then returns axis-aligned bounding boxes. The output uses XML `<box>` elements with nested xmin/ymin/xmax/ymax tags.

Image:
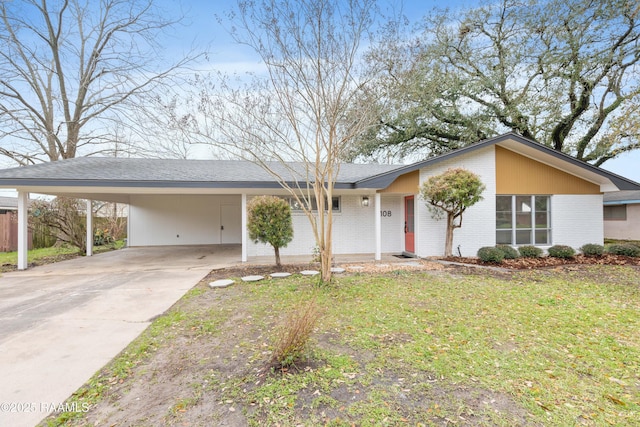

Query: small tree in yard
<box><xmin>420</xmin><ymin>168</ymin><xmax>485</xmax><ymax>257</ymax></box>
<box><xmin>247</xmin><ymin>196</ymin><xmax>293</xmax><ymax>267</ymax></box>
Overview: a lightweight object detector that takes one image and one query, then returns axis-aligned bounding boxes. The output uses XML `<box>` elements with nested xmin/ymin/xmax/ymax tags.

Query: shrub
<box><xmin>580</xmin><ymin>243</ymin><xmax>604</xmax><ymax>257</ymax></box>
<box><xmin>270</xmin><ymin>299</ymin><xmax>322</xmax><ymax>369</ymax></box>
<box><xmin>477</xmin><ymin>246</ymin><xmax>504</xmax><ymax>263</ymax></box>
<box><xmin>547</xmin><ymin>245</ymin><xmax>575</xmax><ymax>258</ymax></box>
<box><xmin>518</xmin><ymin>245</ymin><xmax>543</xmax><ymax>258</ymax></box>
<box><xmin>93</xmin><ymin>228</ymin><xmax>114</xmax><ymax>246</ymax></box>
<box><xmin>247</xmin><ymin>196</ymin><xmax>293</xmax><ymax>267</ymax></box>
<box><xmin>606</xmin><ymin>243</ymin><xmax>640</xmax><ymax>257</ymax></box>
<box><xmin>496</xmin><ymin>244</ymin><xmax>519</xmax><ymax>259</ymax></box>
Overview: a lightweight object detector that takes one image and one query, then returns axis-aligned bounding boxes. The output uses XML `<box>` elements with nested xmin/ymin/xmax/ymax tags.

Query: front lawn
<box><xmin>44</xmin><ymin>264</ymin><xmax>640</xmax><ymax>426</ymax></box>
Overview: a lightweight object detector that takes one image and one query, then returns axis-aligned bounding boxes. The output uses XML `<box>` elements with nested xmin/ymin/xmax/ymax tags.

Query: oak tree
<box><xmin>351</xmin><ymin>0</ymin><xmax>640</xmax><ymax>166</ymax></box>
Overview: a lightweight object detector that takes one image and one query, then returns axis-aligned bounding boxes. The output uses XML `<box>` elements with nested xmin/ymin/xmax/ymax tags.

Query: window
<box><xmin>603</xmin><ymin>205</ymin><xmax>627</xmax><ymax>220</ymax></box>
<box><xmin>496</xmin><ymin>195</ymin><xmax>550</xmax><ymax>245</ymax></box>
<box><xmin>283</xmin><ymin>196</ymin><xmax>341</xmax><ymax>212</ymax></box>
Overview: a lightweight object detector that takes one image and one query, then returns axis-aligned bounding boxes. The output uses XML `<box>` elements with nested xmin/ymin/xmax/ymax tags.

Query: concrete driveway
<box><xmin>0</xmin><ymin>245</ymin><xmax>240</xmax><ymax>427</ymax></box>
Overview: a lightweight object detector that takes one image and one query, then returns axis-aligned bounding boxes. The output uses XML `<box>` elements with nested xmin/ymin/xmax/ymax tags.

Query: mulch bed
<box><xmin>441</xmin><ymin>253</ymin><xmax>640</xmax><ymax>269</ymax></box>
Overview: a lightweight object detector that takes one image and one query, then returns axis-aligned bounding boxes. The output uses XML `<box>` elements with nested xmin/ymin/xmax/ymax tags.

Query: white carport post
<box><xmin>17</xmin><ymin>191</ymin><xmax>29</xmax><ymax>270</ymax></box>
<box><xmin>86</xmin><ymin>199</ymin><xmax>93</xmax><ymax>257</ymax></box>
<box><xmin>241</xmin><ymin>193</ymin><xmax>247</xmax><ymax>262</ymax></box>
<box><xmin>374</xmin><ymin>192</ymin><xmax>381</xmax><ymax>261</ymax></box>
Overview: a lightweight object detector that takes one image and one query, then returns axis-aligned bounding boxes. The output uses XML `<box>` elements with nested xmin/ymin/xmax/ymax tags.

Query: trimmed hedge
<box><xmin>606</xmin><ymin>243</ymin><xmax>640</xmax><ymax>257</ymax></box>
<box><xmin>580</xmin><ymin>243</ymin><xmax>604</xmax><ymax>257</ymax></box>
<box><xmin>518</xmin><ymin>245</ymin><xmax>543</xmax><ymax>258</ymax></box>
<box><xmin>477</xmin><ymin>246</ymin><xmax>504</xmax><ymax>263</ymax></box>
<box><xmin>547</xmin><ymin>245</ymin><xmax>575</xmax><ymax>258</ymax></box>
<box><xmin>496</xmin><ymin>244</ymin><xmax>519</xmax><ymax>259</ymax></box>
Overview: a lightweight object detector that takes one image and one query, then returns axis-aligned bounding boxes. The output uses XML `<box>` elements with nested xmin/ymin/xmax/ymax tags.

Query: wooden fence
<box><xmin>0</xmin><ymin>212</ymin><xmax>33</xmax><ymax>252</ymax></box>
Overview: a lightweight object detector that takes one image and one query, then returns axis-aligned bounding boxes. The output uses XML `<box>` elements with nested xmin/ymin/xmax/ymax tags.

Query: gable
<box><xmin>379</xmin><ymin>170</ymin><xmax>419</xmax><ymax>194</ymax></box>
<box><xmin>495</xmin><ymin>146</ymin><xmax>600</xmax><ymax>194</ymax></box>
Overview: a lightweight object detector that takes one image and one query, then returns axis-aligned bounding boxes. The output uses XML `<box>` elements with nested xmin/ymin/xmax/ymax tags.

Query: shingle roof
<box><xmin>1</xmin><ymin>133</ymin><xmax>638</xmax><ymax>192</ymax></box>
<box><xmin>603</xmin><ymin>190</ymin><xmax>640</xmax><ymax>204</ymax></box>
<box><xmin>0</xmin><ymin>157</ymin><xmax>402</xmax><ymax>189</ymax></box>
<box><xmin>0</xmin><ymin>196</ymin><xmax>18</xmax><ymax>209</ymax></box>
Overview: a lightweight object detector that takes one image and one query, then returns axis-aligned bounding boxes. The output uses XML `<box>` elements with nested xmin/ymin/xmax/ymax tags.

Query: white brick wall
<box><xmin>247</xmin><ymin>194</ymin><xmax>405</xmax><ymax>257</ymax></box>
<box><xmin>551</xmin><ymin>194</ymin><xmax>603</xmax><ymax>248</ymax></box>
<box><xmin>416</xmin><ymin>146</ymin><xmax>497</xmax><ymax>257</ymax></box>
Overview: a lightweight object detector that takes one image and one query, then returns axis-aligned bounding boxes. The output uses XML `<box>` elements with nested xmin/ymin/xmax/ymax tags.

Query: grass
<box><xmin>0</xmin><ymin>245</ymin><xmax>79</xmax><ymax>267</ymax></box>
<box><xmin>43</xmin><ymin>265</ymin><xmax>640</xmax><ymax>426</ymax></box>
<box><xmin>0</xmin><ymin>240</ymin><xmax>126</xmax><ymax>272</ymax></box>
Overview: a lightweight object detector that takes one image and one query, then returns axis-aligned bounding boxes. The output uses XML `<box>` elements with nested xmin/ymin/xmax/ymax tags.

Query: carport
<box><xmin>1</xmin><ymin>158</ymin><xmax>259</xmax><ymax>269</ymax></box>
<box><xmin>0</xmin><ymin>157</ymin><xmax>399</xmax><ymax>269</ymax></box>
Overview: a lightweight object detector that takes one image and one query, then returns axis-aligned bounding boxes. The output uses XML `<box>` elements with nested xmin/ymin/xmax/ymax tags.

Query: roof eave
<box><xmin>0</xmin><ymin>179</ymin><xmax>358</xmax><ymax>190</ymax></box>
<box><xmin>354</xmin><ymin>132</ymin><xmax>640</xmax><ymax>191</ymax></box>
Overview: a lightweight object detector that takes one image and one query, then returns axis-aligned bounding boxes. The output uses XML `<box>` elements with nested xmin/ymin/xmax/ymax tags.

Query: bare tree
<box><xmin>29</xmin><ymin>197</ymin><xmax>87</xmax><ymax>253</ymax></box>
<box><xmin>0</xmin><ymin>0</ymin><xmax>198</xmax><ymax>164</ymax></box>
<box><xmin>179</xmin><ymin>0</ymin><xmax>384</xmax><ymax>282</ymax></box>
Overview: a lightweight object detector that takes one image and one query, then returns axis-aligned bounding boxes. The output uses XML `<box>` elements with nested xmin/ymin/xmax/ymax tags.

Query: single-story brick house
<box><xmin>603</xmin><ymin>190</ymin><xmax>640</xmax><ymax>241</ymax></box>
<box><xmin>0</xmin><ymin>133</ymin><xmax>638</xmax><ymax>269</ymax></box>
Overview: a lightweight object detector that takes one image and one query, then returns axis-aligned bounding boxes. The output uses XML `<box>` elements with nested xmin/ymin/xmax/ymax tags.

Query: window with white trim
<box><xmin>282</xmin><ymin>196</ymin><xmax>341</xmax><ymax>212</ymax></box>
<box><xmin>496</xmin><ymin>195</ymin><xmax>550</xmax><ymax>245</ymax></box>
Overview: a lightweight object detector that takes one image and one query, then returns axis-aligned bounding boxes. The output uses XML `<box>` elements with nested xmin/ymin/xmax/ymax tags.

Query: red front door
<box><xmin>404</xmin><ymin>196</ymin><xmax>415</xmax><ymax>253</ymax></box>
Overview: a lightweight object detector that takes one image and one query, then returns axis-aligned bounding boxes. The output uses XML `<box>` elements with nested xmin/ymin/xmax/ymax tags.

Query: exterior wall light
<box><xmin>361</xmin><ymin>196</ymin><xmax>370</xmax><ymax>207</ymax></box>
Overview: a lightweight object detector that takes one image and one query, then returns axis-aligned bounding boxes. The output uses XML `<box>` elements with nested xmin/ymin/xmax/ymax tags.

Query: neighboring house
<box><xmin>0</xmin><ymin>196</ymin><xmax>33</xmax><ymax>252</ymax></box>
<box><xmin>0</xmin><ymin>195</ymin><xmax>19</xmax><ymax>214</ymax></box>
<box><xmin>0</xmin><ymin>133</ymin><xmax>639</xmax><ymax>269</ymax></box>
<box><xmin>603</xmin><ymin>190</ymin><xmax>640</xmax><ymax>241</ymax></box>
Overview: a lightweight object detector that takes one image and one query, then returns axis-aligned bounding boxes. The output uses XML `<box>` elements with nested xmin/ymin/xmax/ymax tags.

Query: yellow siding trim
<box><xmin>379</xmin><ymin>170</ymin><xmax>419</xmax><ymax>194</ymax></box>
<box><xmin>495</xmin><ymin>146</ymin><xmax>600</xmax><ymax>194</ymax></box>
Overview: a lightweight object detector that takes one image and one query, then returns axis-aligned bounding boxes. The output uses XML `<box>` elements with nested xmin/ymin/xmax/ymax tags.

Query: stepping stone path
<box><xmin>241</xmin><ymin>275</ymin><xmax>265</xmax><ymax>282</ymax></box>
<box><xmin>209</xmin><ymin>279</ymin><xmax>235</xmax><ymax>288</ymax></box>
<box><xmin>399</xmin><ymin>261</ymin><xmax>422</xmax><ymax>267</ymax></box>
<box><xmin>270</xmin><ymin>272</ymin><xmax>292</xmax><ymax>278</ymax></box>
<box><xmin>300</xmin><ymin>270</ymin><xmax>320</xmax><ymax>276</ymax></box>
<box><xmin>212</xmin><ymin>266</ymin><xmax>351</xmax><ymax>289</ymax></box>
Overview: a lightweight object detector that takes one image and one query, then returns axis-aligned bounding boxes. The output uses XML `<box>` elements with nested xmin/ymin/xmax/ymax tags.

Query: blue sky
<box><xmin>159</xmin><ymin>0</ymin><xmax>640</xmax><ymax>183</ymax></box>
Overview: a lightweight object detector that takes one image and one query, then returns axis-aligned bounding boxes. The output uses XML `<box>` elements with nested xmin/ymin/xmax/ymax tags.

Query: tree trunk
<box><xmin>320</xmin><ymin>245</ymin><xmax>332</xmax><ymax>283</ymax></box>
<box><xmin>274</xmin><ymin>246</ymin><xmax>281</xmax><ymax>268</ymax></box>
<box><xmin>444</xmin><ymin>213</ymin><xmax>455</xmax><ymax>257</ymax></box>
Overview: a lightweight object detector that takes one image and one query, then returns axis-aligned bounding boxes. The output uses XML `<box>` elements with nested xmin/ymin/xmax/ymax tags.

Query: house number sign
<box><xmin>380</xmin><ymin>210</ymin><xmax>392</xmax><ymax>217</ymax></box>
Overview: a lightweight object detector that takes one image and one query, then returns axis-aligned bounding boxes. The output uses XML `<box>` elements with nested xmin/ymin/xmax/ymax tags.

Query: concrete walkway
<box><xmin>0</xmin><ymin>245</ymin><xmax>240</xmax><ymax>427</ymax></box>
